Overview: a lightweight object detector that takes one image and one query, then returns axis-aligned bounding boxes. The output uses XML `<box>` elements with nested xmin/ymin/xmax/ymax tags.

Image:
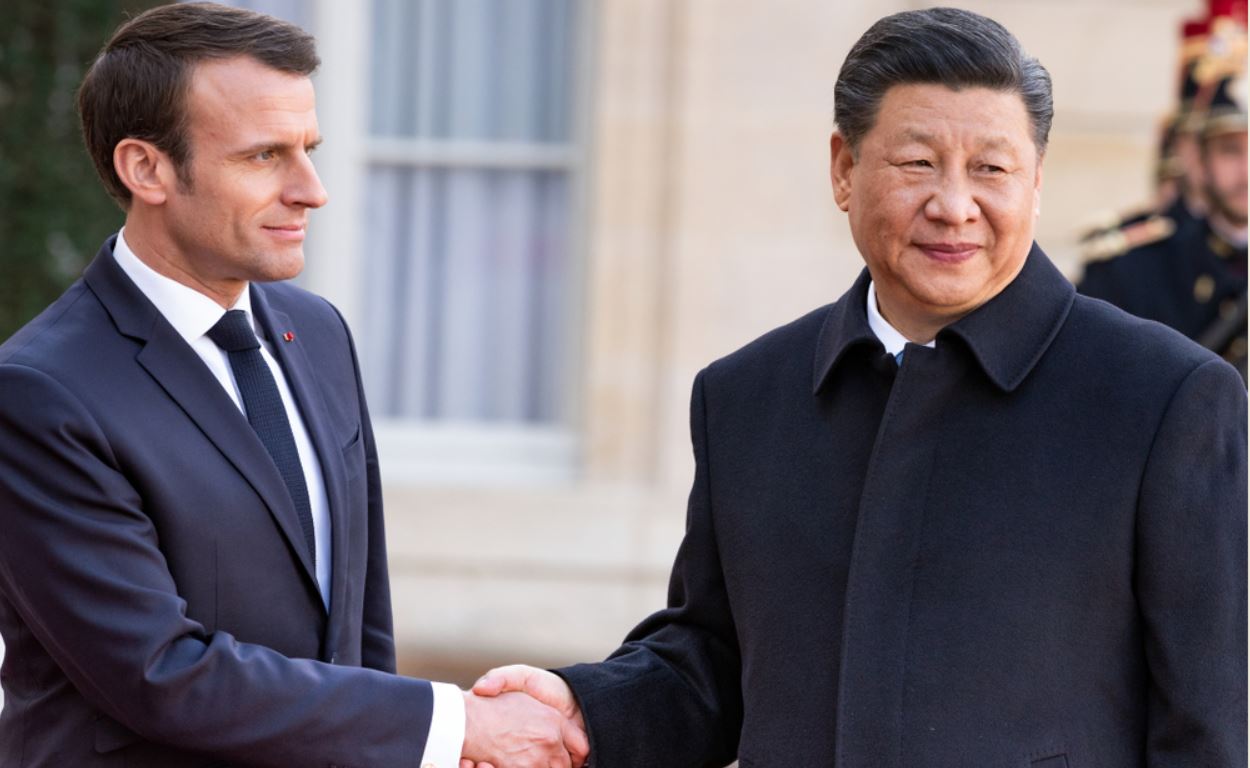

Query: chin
<box><xmin>254</xmin><ymin>254</ymin><xmax>305</xmax><ymax>283</ymax></box>
<box><xmin>908</xmin><ymin>276</ymin><xmax>985</xmax><ymax>307</ymax></box>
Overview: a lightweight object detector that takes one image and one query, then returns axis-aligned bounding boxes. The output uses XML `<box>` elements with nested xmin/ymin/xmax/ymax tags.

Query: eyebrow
<box><xmin>899</xmin><ymin>129</ymin><xmax>936</xmax><ymax>145</ymax></box>
<box><xmin>236</xmin><ymin>136</ymin><xmax>324</xmax><ymax>156</ymax></box>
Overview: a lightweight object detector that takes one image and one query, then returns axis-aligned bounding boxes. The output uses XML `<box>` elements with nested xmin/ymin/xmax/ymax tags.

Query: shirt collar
<box><xmin>814</xmin><ymin>243</ymin><xmax>1075</xmax><ymax>394</ymax></box>
<box><xmin>111</xmin><ymin>228</ymin><xmax>257</xmax><ymax>344</ymax></box>
<box><xmin>866</xmin><ymin>281</ymin><xmax>935</xmax><ymax>357</ymax></box>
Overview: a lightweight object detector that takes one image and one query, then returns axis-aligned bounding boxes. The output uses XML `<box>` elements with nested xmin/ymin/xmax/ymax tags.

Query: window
<box><xmin>362</xmin><ymin>0</ymin><xmax>580</xmax><ymax>425</ymax></box>
<box><xmin>225</xmin><ymin>0</ymin><xmax>588</xmax><ymax>484</ymax></box>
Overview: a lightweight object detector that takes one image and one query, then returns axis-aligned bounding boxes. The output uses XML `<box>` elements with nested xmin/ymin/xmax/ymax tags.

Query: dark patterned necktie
<box><xmin>208</xmin><ymin>309</ymin><xmax>315</xmax><ymax>566</ymax></box>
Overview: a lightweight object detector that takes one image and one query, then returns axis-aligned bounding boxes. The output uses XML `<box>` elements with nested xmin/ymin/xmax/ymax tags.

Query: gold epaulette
<box><xmin>1077</xmin><ymin>204</ymin><xmax>1157</xmax><ymax>243</ymax></box>
<box><xmin>1081</xmin><ymin>215</ymin><xmax>1176</xmax><ymax>263</ymax></box>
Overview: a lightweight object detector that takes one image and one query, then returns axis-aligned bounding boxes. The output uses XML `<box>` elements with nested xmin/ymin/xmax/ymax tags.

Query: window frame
<box><xmin>302</xmin><ymin>0</ymin><xmax>596</xmax><ymax>487</ymax></box>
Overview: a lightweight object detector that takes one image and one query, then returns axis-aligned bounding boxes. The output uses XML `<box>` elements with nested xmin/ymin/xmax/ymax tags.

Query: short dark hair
<box><xmin>77</xmin><ymin>2</ymin><xmax>319</xmax><ymax>207</ymax></box>
<box><xmin>834</xmin><ymin>8</ymin><xmax>1053</xmax><ymax>154</ymax></box>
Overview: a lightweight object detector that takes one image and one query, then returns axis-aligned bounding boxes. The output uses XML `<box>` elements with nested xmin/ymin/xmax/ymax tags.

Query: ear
<box><xmin>113</xmin><ymin>138</ymin><xmax>176</xmax><ymax>206</ymax></box>
<box><xmin>829</xmin><ymin>131</ymin><xmax>855</xmax><ymax>212</ymax></box>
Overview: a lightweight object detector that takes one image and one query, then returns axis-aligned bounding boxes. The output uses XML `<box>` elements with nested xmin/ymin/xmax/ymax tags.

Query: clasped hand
<box><xmin>460</xmin><ymin>664</ymin><xmax>588</xmax><ymax>768</ymax></box>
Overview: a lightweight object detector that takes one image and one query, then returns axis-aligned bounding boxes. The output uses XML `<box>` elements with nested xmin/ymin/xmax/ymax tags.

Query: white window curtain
<box><xmin>362</xmin><ymin>0</ymin><xmax>579</xmax><ymax>425</ymax></box>
<box><xmin>226</xmin><ymin>0</ymin><xmax>581</xmax><ymax>428</ymax></box>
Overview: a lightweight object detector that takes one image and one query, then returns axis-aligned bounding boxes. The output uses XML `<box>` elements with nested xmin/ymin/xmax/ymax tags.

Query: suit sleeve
<box><xmin>556</xmin><ymin>369</ymin><xmax>743</xmax><ymax>768</ymax></box>
<box><xmin>0</xmin><ymin>362</ymin><xmax>432</xmax><ymax>768</ymax></box>
<box><xmin>1135</xmin><ymin>357</ymin><xmax>1247</xmax><ymax>766</ymax></box>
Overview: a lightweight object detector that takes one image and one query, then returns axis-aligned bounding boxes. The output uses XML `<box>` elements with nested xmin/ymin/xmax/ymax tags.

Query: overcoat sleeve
<box><xmin>1135</xmin><ymin>357</ymin><xmax>1247</xmax><ymax>766</ymax></box>
<box><xmin>556</xmin><ymin>369</ymin><xmax>744</xmax><ymax>768</ymax></box>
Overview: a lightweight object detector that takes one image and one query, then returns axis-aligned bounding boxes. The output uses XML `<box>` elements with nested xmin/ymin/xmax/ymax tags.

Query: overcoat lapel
<box><xmin>82</xmin><ymin>242</ymin><xmax>321</xmax><ymax>600</ymax></box>
<box><xmin>830</xmin><ymin>247</ymin><xmax>1076</xmax><ymax>765</ymax></box>
<box><xmin>251</xmin><ymin>286</ymin><xmax>350</xmax><ymax>650</ymax></box>
<box><xmin>834</xmin><ymin>343</ymin><xmax>954</xmax><ymax>767</ymax></box>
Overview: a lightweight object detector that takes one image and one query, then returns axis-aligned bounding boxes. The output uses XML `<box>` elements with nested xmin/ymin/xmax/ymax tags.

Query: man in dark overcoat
<box><xmin>469</xmin><ymin>8</ymin><xmax>1247</xmax><ymax>768</ymax></box>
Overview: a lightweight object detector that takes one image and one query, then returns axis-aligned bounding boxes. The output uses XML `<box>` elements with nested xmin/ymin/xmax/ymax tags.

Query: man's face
<box><xmin>1202</xmin><ymin>130</ymin><xmax>1248</xmax><ymax>227</ymax></box>
<box><xmin>1175</xmin><ymin>131</ymin><xmax>1208</xmax><ymax>211</ymax></box>
<box><xmin>831</xmin><ymin>84</ymin><xmax>1043</xmax><ymax>336</ymax></box>
<box><xmin>158</xmin><ymin>55</ymin><xmax>326</xmax><ymax>293</ymax></box>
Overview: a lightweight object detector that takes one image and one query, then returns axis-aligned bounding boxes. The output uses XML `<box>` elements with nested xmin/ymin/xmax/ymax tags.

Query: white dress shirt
<box><xmin>866</xmin><ymin>281</ymin><xmax>936</xmax><ymax>357</ymax></box>
<box><xmin>111</xmin><ymin>230</ymin><xmax>464</xmax><ymax>767</ymax></box>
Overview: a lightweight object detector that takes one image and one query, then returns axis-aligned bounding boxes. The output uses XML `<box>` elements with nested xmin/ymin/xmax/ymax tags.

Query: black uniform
<box><xmin>1079</xmin><ymin>213</ymin><xmax>1248</xmax><ymax>379</ymax></box>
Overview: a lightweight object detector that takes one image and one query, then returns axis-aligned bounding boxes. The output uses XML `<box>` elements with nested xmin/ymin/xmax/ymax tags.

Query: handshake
<box><xmin>460</xmin><ymin>664</ymin><xmax>589</xmax><ymax>768</ymax></box>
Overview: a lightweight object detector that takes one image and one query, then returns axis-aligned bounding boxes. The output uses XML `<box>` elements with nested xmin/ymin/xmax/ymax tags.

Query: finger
<box><xmin>459</xmin><ymin>761</ymin><xmax>474</xmax><ymax>768</ymax></box>
<box><xmin>549</xmin><ymin>744</ymin><xmax>573</xmax><ymax>768</ymax></box>
<box><xmin>562</xmin><ymin>717</ymin><xmax>590</xmax><ymax>767</ymax></box>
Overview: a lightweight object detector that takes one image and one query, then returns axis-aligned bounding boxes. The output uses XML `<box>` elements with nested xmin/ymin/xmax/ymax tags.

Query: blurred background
<box><xmin>0</xmin><ymin>0</ymin><xmax>1240</xmax><ymax>692</ymax></box>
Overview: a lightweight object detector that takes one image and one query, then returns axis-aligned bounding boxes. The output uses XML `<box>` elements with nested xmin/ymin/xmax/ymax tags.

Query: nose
<box><xmin>284</xmin><ymin>152</ymin><xmax>328</xmax><ymax>209</ymax></box>
<box><xmin>923</xmin><ymin>173</ymin><xmax>980</xmax><ymax>225</ymax></box>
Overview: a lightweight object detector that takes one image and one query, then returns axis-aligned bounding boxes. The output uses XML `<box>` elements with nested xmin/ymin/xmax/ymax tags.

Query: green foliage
<box><xmin>0</xmin><ymin>0</ymin><xmax>160</xmax><ymax>342</ymax></box>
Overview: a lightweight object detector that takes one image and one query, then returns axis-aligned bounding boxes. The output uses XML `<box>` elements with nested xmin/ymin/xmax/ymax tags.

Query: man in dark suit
<box><xmin>470</xmin><ymin>8</ymin><xmax>1247</xmax><ymax>767</ymax></box>
<box><xmin>0</xmin><ymin>4</ymin><xmax>585</xmax><ymax>767</ymax></box>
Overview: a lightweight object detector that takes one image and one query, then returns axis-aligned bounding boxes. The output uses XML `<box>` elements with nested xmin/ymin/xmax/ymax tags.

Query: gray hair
<box><xmin>834</xmin><ymin>7</ymin><xmax>1053</xmax><ymax>154</ymax></box>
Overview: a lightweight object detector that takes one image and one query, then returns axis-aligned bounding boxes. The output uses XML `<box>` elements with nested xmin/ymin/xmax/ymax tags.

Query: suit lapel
<box><xmin>251</xmin><ymin>286</ymin><xmax>350</xmax><ymax>645</ymax></box>
<box><xmin>84</xmin><ymin>245</ymin><xmax>321</xmax><ymax>598</ymax></box>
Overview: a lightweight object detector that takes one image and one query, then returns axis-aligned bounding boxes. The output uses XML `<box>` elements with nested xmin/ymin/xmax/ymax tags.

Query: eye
<box><xmin>253</xmin><ymin>149</ymin><xmax>277</xmax><ymax>162</ymax></box>
<box><xmin>978</xmin><ymin>164</ymin><xmax>1006</xmax><ymax>174</ymax></box>
<box><xmin>905</xmin><ymin>159</ymin><xmax>934</xmax><ymax>168</ymax></box>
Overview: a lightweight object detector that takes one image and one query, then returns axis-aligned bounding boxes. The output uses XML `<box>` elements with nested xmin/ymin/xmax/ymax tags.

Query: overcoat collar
<box><xmin>812</xmin><ymin>243</ymin><xmax>1075</xmax><ymax>394</ymax></box>
<box><xmin>811</xmin><ymin>269</ymin><xmax>878</xmax><ymax>393</ymax></box>
<box><xmin>82</xmin><ymin>236</ymin><xmax>326</xmax><ymax>610</ymax></box>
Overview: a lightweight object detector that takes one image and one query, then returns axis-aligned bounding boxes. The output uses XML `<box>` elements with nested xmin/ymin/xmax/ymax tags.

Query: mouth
<box><xmin>263</xmin><ymin>224</ymin><xmax>307</xmax><ymax>243</ymax></box>
<box><xmin>914</xmin><ymin>241</ymin><xmax>979</xmax><ymax>264</ymax></box>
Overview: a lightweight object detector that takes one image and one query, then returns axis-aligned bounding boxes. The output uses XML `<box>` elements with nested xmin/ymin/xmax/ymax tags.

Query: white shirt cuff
<box><xmin>418</xmin><ymin>682</ymin><xmax>466</xmax><ymax>768</ymax></box>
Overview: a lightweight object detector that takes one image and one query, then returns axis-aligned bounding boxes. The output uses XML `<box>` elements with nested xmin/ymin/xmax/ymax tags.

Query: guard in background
<box><xmin>1079</xmin><ymin>2</ymin><xmax>1248</xmax><ymax>380</ymax></box>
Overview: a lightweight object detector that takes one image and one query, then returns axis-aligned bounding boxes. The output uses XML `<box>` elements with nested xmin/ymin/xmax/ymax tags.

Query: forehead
<box><xmin>867</xmin><ymin>83</ymin><xmax>1034</xmax><ymax>151</ymax></box>
<box><xmin>184</xmin><ymin>56</ymin><xmax>317</xmax><ymax>138</ymax></box>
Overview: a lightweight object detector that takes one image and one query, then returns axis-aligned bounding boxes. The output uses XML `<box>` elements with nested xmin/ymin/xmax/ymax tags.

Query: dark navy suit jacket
<box><xmin>0</xmin><ymin>238</ymin><xmax>432</xmax><ymax>767</ymax></box>
<box><xmin>558</xmin><ymin>247</ymin><xmax>1247</xmax><ymax>767</ymax></box>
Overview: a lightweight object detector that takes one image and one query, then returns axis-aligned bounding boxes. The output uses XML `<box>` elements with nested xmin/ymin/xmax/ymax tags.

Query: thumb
<box><xmin>471</xmin><ymin>663</ymin><xmax>537</xmax><ymax>697</ymax></box>
<box><xmin>471</xmin><ymin>673</ymin><xmax>505</xmax><ymax>697</ymax></box>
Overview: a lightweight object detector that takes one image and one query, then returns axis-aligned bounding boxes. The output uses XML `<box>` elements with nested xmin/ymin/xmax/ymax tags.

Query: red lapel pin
<box><xmin>283</xmin><ymin>331</ymin><xmax>295</xmax><ymax>342</ymax></box>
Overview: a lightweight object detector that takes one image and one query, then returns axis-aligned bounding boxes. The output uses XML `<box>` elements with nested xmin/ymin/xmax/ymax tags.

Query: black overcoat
<box><xmin>559</xmin><ymin>246</ymin><xmax>1247</xmax><ymax>768</ymax></box>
